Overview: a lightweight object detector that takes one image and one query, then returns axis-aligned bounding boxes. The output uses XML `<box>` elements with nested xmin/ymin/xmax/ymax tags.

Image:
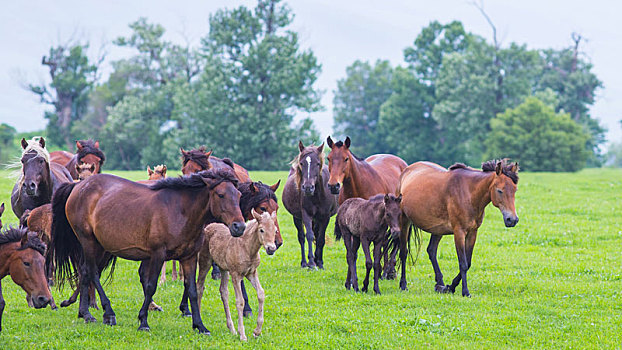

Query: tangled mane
<box><xmin>76</xmin><ymin>140</ymin><xmax>106</xmax><ymax>168</ymax></box>
<box><xmin>150</xmin><ymin>169</ymin><xmax>238</xmax><ymax>191</ymax></box>
<box><xmin>238</xmin><ymin>182</ymin><xmax>278</xmax><ymax>218</ymax></box>
<box><xmin>0</xmin><ymin>226</ymin><xmax>46</xmax><ymax>256</ymax></box>
<box><xmin>481</xmin><ymin>159</ymin><xmax>519</xmax><ymax>184</ymax></box>
<box><xmin>290</xmin><ymin>145</ymin><xmax>325</xmax><ymax>188</ymax></box>
<box><xmin>181</xmin><ymin>146</ymin><xmax>211</xmax><ymax>170</ymax></box>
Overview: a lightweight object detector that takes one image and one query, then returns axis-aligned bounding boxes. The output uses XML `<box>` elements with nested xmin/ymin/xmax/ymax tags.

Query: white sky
<box><xmin>1</xmin><ymin>0</ymin><xmax>620</xmax><ymax>146</ymax></box>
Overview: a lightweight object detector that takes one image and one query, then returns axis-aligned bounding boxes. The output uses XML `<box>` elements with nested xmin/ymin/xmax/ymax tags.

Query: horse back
<box><xmin>49</xmin><ymin>151</ymin><xmax>73</xmax><ymax>166</ymax></box>
<box><xmin>50</xmin><ymin>162</ymin><xmax>73</xmax><ymax>191</ymax></box>
<box><xmin>364</xmin><ymin>154</ymin><xmax>408</xmax><ymax>195</ymax></box>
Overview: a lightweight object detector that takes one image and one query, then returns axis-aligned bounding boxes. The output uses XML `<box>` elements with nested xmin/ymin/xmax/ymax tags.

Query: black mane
<box><xmin>150</xmin><ymin>169</ymin><xmax>239</xmax><ymax>191</ymax></box>
<box><xmin>0</xmin><ymin>226</ymin><xmax>46</xmax><ymax>256</ymax></box>
<box><xmin>182</xmin><ymin>147</ymin><xmax>210</xmax><ymax>170</ymax></box>
<box><xmin>239</xmin><ymin>182</ymin><xmax>278</xmax><ymax>217</ymax></box>
<box><xmin>482</xmin><ymin>160</ymin><xmax>519</xmax><ymax>184</ymax></box>
<box><xmin>77</xmin><ymin>140</ymin><xmax>106</xmax><ymax>168</ymax></box>
<box><xmin>448</xmin><ymin>163</ymin><xmax>468</xmax><ymax>171</ymax></box>
<box><xmin>333</xmin><ymin>140</ymin><xmax>364</xmax><ymax>161</ymax></box>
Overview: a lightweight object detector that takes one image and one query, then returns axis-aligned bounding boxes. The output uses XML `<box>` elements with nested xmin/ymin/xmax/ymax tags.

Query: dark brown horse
<box><xmin>10</xmin><ymin>137</ymin><xmax>73</xmax><ymax>219</ymax></box>
<box><xmin>50</xmin><ymin>140</ymin><xmax>106</xmax><ymax>180</ymax></box>
<box><xmin>50</xmin><ymin>170</ymin><xmax>246</xmax><ymax>333</ymax></box>
<box><xmin>397</xmin><ymin>160</ymin><xmax>520</xmax><ymax>296</ymax></box>
<box><xmin>0</xmin><ymin>226</ymin><xmax>52</xmax><ymax>332</ymax></box>
<box><xmin>283</xmin><ymin>141</ymin><xmax>338</xmax><ymax>269</ymax></box>
<box><xmin>181</xmin><ymin>147</ymin><xmax>251</xmax><ymax>183</ymax></box>
<box><xmin>335</xmin><ymin>194</ymin><xmax>402</xmax><ymax>295</ymax></box>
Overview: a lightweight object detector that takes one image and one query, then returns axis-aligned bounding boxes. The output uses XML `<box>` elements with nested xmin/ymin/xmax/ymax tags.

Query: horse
<box><xmin>0</xmin><ymin>226</ymin><xmax>52</xmax><ymax>332</ymax></box>
<box><xmin>335</xmin><ymin>194</ymin><xmax>402</xmax><ymax>294</ymax></box>
<box><xmin>147</xmin><ymin>165</ymin><xmax>167</xmax><ymax>180</ymax></box>
<box><xmin>10</xmin><ymin>137</ymin><xmax>73</xmax><ymax>219</ymax></box>
<box><xmin>326</xmin><ymin>136</ymin><xmax>407</xmax><ymax>278</ymax></box>
<box><xmin>199</xmin><ymin>210</ymin><xmax>277</xmax><ymax>341</ymax></box>
<box><xmin>396</xmin><ymin>160</ymin><xmax>520</xmax><ymax>296</ymax></box>
<box><xmin>181</xmin><ymin>147</ymin><xmax>251</xmax><ymax>183</ymax></box>
<box><xmin>50</xmin><ymin>140</ymin><xmax>106</xmax><ymax>180</ymax></box>
<box><xmin>0</xmin><ymin>203</ymin><xmax>4</xmax><ymax>229</ymax></box>
<box><xmin>50</xmin><ymin>169</ymin><xmax>246</xmax><ymax>333</ymax></box>
<box><xmin>283</xmin><ymin>141</ymin><xmax>338</xmax><ymax>269</ymax></box>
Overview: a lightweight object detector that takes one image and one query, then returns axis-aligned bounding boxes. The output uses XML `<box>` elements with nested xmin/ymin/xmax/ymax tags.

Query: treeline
<box><xmin>333</xmin><ymin>21</ymin><xmax>606</xmax><ymax>171</ymax></box>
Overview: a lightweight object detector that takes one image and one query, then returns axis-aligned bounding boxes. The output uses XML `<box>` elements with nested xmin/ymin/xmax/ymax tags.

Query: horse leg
<box><xmin>180</xmin><ymin>255</ymin><xmax>210</xmax><ymax>334</ymax></box>
<box><xmin>360</xmin><ymin>237</ymin><xmax>373</xmax><ymax>293</ymax></box>
<box><xmin>137</xmin><ymin>258</ymin><xmax>163</xmax><ymax>331</ymax></box>
<box><xmin>197</xmin><ymin>253</ymin><xmax>213</xmax><ymax>315</ymax></box>
<box><xmin>427</xmin><ymin>234</ymin><xmax>447</xmax><ymax>293</ymax></box>
<box><xmin>172</xmin><ymin>260</ymin><xmax>178</xmax><ymax>281</ymax></box>
<box><xmin>398</xmin><ymin>216</ymin><xmax>410</xmax><ymax>291</ymax></box>
<box><xmin>294</xmin><ymin>217</ymin><xmax>307</xmax><ymax>268</ymax></box>
<box><xmin>350</xmin><ymin>235</ymin><xmax>361</xmax><ymax>292</ymax></box>
<box><xmin>373</xmin><ymin>239</ymin><xmax>383</xmax><ymax>294</ymax></box>
<box><xmin>231</xmin><ymin>273</ymin><xmax>247</xmax><ymax>341</ymax></box>
<box><xmin>448</xmin><ymin>229</ymin><xmax>471</xmax><ymax>297</ymax></box>
<box><xmin>241</xmin><ymin>281</ymin><xmax>252</xmax><ymax>318</ymax></box>
<box><xmin>219</xmin><ymin>271</ymin><xmax>236</xmax><ymax>335</ymax></box>
<box><xmin>314</xmin><ymin>217</ymin><xmax>329</xmax><ymax>269</ymax></box>
<box><xmin>211</xmin><ymin>263</ymin><xmax>221</xmax><ymax>280</ymax></box>
<box><xmin>88</xmin><ymin>284</ymin><xmax>98</xmax><ymax>309</ymax></box>
<box><xmin>61</xmin><ymin>287</ymin><xmax>79</xmax><ymax>307</ymax></box>
<box><xmin>302</xmin><ymin>212</ymin><xmax>316</xmax><ymax>269</ymax></box>
<box><xmin>448</xmin><ymin>230</ymin><xmax>477</xmax><ymax>297</ymax></box>
<box><xmin>247</xmin><ymin>270</ymin><xmax>265</xmax><ymax>338</ymax></box>
<box><xmin>0</xmin><ymin>281</ymin><xmax>4</xmax><ymax>331</ymax></box>
<box><xmin>159</xmin><ymin>262</ymin><xmax>166</xmax><ymax>285</ymax></box>
<box><xmin>342</xmin><ymin>229</ymin><xmax>353</xmax><ymax>290</ymax></box>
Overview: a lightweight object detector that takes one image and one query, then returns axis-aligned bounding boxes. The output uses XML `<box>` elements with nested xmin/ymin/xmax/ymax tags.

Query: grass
<box><xmin>0</xmin><ymin>168</ymin><xmax>620</xmax><ymax>349</ymax></box>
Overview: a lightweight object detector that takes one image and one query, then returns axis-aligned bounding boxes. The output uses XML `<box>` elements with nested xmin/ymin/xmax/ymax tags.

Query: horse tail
<box><xmin>49</xmin><ymin>182</ymin><xmax>80</xmax><ymax>290</ymax></box>
<box><xmin>334</xmin><ymin>220</ymin><xmax>342</xmax><ymax>241</ymax></box>
<box><xmin>393</xmin><ymin>223</ymin><xmax>423</xmax><ymax>272</ymax></box>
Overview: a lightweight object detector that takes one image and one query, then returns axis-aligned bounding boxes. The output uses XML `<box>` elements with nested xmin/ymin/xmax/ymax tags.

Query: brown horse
<box><xmin>50</xmin><ymin>140</ymin><xmax>105</xmax><ymax>180</ymax></box>
<box><xmin>0</xmin><ymin>203</ymin><xmax>4</xmax><ymax>229</ymax></box>
<box><xmin>147</xmin><ymin>165</ymin><xmax>167</xmax><ymax>180</ymax></box>
<box><xmin>76</xmin><ymin>163</ymin><xmax>96</xmax><ymax>181</ymax></box>
<box><xmin>50</xmin><ymin>169</ymin><xmax>246</xmax><ymax>333</ymax></box>
<box><xmin>0</xmin><ymin>226</ymin><xmax>52</xmax><ymax>332</ymax></box>
<box><xmin>10</xmin><ymin>137</ymin><xmax>73</xmax><ymax>219</ymax></box>
<box><xmin>199</xmin><ymin>210</ymin><xmax>277</xmax><ymax>341</ymax></box>
<box><xmin>181</xmin><ymin>147</ymin><xmax>251</xmax><ymax>183</ymax></box>
<box><xmin>397</xmin><ymin>160</ymin><xmax>519</xmax><ymax>296</ymax></box>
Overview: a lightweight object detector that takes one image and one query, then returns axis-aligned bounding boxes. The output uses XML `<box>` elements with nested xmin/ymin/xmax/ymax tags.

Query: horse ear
<box><xmin>94</xmin><ymin>140</ymin><xmax>100</xmax><ymax>148</ymax></box>
<box><xmin>0</xmin><ymin>203</ymin><xmax>4</xmax><ymax>216</ymax></box>
<box><xmin>20</xmin><ymin>232</ymin><xmax>29</xmax><ymax>247</ymax></box>
<box><xmin>90</xmin><ymin>164</ymin><xmax>95</xmax><ymax>172</ymax></box>
<box><xmin>397</xmin><ymin>194</ymin><xmax>403</xmax><ymax>202</ymax></box>
<box><xmin>495</xmin><ymin>161</ymin><xmax>502</xmax><ymax>175</ymax></box>
<box><xmin>511</xmin><ymin>162</ymin><xmax>519</xmax><ymax>173</ymax></box>
<box><xmin>250</xmin><ymin>182</ymin><xmax>257</xmax><ymax>193</ymax></box>
<box><xmin>180</xmin><ymin>147</ymin><xmax>187</xmax><ymax>156</ymax></box>
<box><xmin>344</xmin><ymin>136</ymin><xmax>351</xmax><ymax>148</ymax></box>
<box><xmin>317</xmin><ymin>142</ymin><xmax>324</xmax><ymax>154</ymax></box>
<box><xmin>147</xmin><ymin>166</ymin><xmax>153</xmax><ymax>175</ymax></box>
<box><xmin>162</xmin><ymin>165</ymin><xmax>167</xmax><ymax>173</ymax></box>
<box><xmin>270</xmin><ymin>179</ymin><xmax>281</xmax><ymax>192</ymax></box>
<box><xmin>76</xmin><ymin>141</ymin><xmax>83</xmax><ymax>151</ymax></box>
<box><xmin>384</xmin><ymin>193</ymin><xmax>390</xmax><ymax>202</ymax></box>
<box><xmin>251</xmin><ymin>208</ymin><xmax>261</xmax><ymax>221</ymax></box>
<box><xmin>39</xmin><ymin>137</ymin><xmax>46</xmax><ymax>149</ymax></box>
<box><xmin>21</xmin><ymin>138</ymin><xmax>28</xmax><ymax>149</ymax></box>
<box><xmin>327</xmin><ymin>136</ymin><xmax>334</xmax><ymax>148</ymax></box>
<box><xmin>205</xmin><ymin>150</ymin><xmax>213</xmax><ymax>158</ymax></box>
<box><xmin>298</xmin><ymin>140</ymin><xmax>305</xmax><ymax>152</ymax></box>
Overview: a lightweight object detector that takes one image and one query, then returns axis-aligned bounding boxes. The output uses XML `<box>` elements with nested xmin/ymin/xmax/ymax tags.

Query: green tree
<box><xmin>332</xmin><ymin>60</ymin><xmax>393</xmax><ymax>155</ymax></box>
<box><xmin>486</xmin><ymin>97</ymin><xmax>589</xmax><ymax>172</ymax></box>
<box><xmin>0</xmin><ymin>123</ymin><xmax>17</xmax><ymax>164</ymax></box>
<box><xmin>29</xmin><ymin>44</ymin><xmax>99</xmax><ymax>149</ymax></box>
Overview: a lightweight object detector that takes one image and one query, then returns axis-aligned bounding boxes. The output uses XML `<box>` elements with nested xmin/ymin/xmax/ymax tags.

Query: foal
<box><xmin>199</xmin><ymin>210</ymin><xmax>277</xmax><ymax>341</ymax></box>
<box><xmin>336</xmin><ymin>194</ymin><xmax>402</xmax><ymax>294</ymax></box>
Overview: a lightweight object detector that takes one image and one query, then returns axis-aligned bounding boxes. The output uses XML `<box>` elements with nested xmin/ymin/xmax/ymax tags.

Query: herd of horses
<box><xmin>0</xmin><ymin>135</ymin><xmax>520</xmax><ymax>340</ymax></box>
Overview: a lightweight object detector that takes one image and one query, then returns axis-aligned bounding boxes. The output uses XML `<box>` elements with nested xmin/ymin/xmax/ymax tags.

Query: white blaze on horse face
<box><xmin>306</xmin><ymin>156</ymin><xmax>311</xmax><ymax>180</ymax></box>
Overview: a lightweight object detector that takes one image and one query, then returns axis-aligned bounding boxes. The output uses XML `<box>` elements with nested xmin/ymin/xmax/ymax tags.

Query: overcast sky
<box><xmin>1</xmin><ymin>0</ymin><xmax>620</xmax><ymax>146</ymax></box>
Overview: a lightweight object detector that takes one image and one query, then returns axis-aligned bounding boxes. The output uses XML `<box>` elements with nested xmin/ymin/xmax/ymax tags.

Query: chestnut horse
<box><xmin>397</xmin><ymin>160</ymin><xmax>519</xmax><ymax>296</ymax></box>
<box><xmin>10</xmin><ymin>137</ymin><xmax>73</xmax><ymax>219</ymax></box>
<box><xmin>50</xmin><ymin>140</ymin><xmax>106</xmax><ymax>180</ymax></box>
<box><xmin>50</xmin><ymin>170</ymin><xmax>246</xmax><ymax>333</ymax></box>
<box><xmin>0</xmin><ymin>226</ymin><xmax>52</xmax><ymax>332</ymax></box>
<box><xmin>181</xmin><ymin>147</ymin><xmax>251</xmax><ymax>183</ymax></box>
<box><xmin>147</xmin><ymin>165</ymin><xmax>167</xmax><ymax>180</ymax></box>
<box><xmin>283</xmin><ymin>141</ymin><xmax>338</xmax><ymax>269</ymax></box>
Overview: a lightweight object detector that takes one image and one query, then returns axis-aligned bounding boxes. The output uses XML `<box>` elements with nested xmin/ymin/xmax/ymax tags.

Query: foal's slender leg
<box><xmin>398</xmin><ymin>217</ymin><xmax>410</xmax><ymax>291</ymax></box>
<box><xmin>241</xmin><ymin>281</ymin><xmax>252</xmax><ymax>318</ymax></box>
<box><xmin>293</xmin><ymin>217</ymin><xmax>307</xmax><ymax>267</ymax></box>
<box><xmin>180</xmin><ymin>256</ymin><xmax>210</xmax><ymax>334</ymax></box>
<box><xmin>197</xmin><ymin>253</ymin><xmax>213</xmax><ymax>315</ymax></box>
<box><xmin>372</xmin><ymin>239</ymin><xmax>383</xmax><ymax>294</ymax></box>
<box><xmin>314</xmin><ymin>216</ymin><xmax>329</xmax><ymax>269</ymax></box>
<box><xmin>360</xmin><ymin>237</ymin><xmax>373</xmax><ymax>293</ymax></box>
<box><xmin>342</xmin><ymin>229</ymin><xmax>353</xmax><ymax>289</ymax></box>
<box><xmin>302</xmin><ymin>212</ymin><xmax>316</xmax><ymax>269</ymax></box>
<box><xmin>231</xmin><ymin>273</ymin><xmax>247</xmax><ymax>341</ymax></box>
<box><xmin>350</xmin><ymin>235</ymin><xmax>361</xmax><ymax>292</ymax></box>
<box><xmin>219</xmin><ymin>271</ymin><xmax>236</xmax><ymax>334</ymax></box>
<box><xmin>247</xmin><ymin>270</ymin><xmax>265</xmax><ymax>338</ymax></box>
<box><xmin>427</xmin><ymin>234</ymin><xmax>447</xmax><ymax>292</ymax></box>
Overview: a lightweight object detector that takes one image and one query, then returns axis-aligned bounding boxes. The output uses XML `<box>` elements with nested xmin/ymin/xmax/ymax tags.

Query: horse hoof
<box><xmin>103</xmin><ymin>315</ymin><xmax>117</xmax><ymax>326</ymax></box>
<box><xmin>399</xmin><ymin>281</ymin><xmax>408</xmax><ymax>291</ymax></box>
<box><xmin>138</xmin><ymin>325</ymin><xmax>150</xmax><ymax>332</ymax></box>
<box><xmin>434</xmin><ymin>285</ymin><xmax>447</xmax><ymax>293</ymax></box>
<box><xmin>253</xmin><ymin>330</ymin><xmax>261</xmax><ymax>338</ymax></box>
<box><xmin>193</xmin><ymin>325</ymin><xmax>211</xmax><ymax>335</ymax></box>
<box><xmin>243</xmin><ymin>310</ymin><xmax>253</xmax><ymax>318</ymax></box>
<box><xmin>361</xmin><ymin>287</ymin><xmax>368</xmax><ymax>293</ymax></box>
<box><xmin>182</xmin><ymin>310</ymin><xmax>192</xmax><ymax>317</ymax></box>
<box><xmin>211</xmin><ymin>272</ymin><xmax>221</xmax><ymax>280</ymax></box>
<box><xmin>374</xmin><ymin>289</ymin><xmax>381</xmax><ymax>295</ymax></box>
<box><xmin>300</xmin><ymin>261</ymin><xmax>308</xmax><ymax>268</ymax></box>
<box><xmin>83</xmin><ymin>315</ymin><xmax>97</xmax><ymax>323</ymax></box>
<box><xmin>240</xmin><ymin>336</ymin><xmax>248</xmax><ymax>342</ymax></box>
<box><xmin>463</xmin><ymin>292</ymin><xmax>471</xmax><ymax>298</ymax></box>
<box><xmin>60</xmin><ymin>300</ymin><xmax>72</xmax><ymax>308</ymax></box>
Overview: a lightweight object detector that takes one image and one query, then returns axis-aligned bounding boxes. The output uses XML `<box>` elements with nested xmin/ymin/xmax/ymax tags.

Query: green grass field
<box><xmin>0</xmin><ymin>168</ymin><xmax>620</xmax><ymax>349</ymax></box>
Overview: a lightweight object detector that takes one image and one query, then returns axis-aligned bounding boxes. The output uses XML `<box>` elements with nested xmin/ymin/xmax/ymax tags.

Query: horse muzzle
<box><xmin>503</xmin><ymin>213</ymin><xmax>519</xmax><ymax>227</ymax></box>
<box><xmin>328</xmin><ymin>183</ymin><xmax>340</xmax><ymax>195</ymax></box>
<box><xmin>302</xmin><ymin>184</ymin><xmax>315</xmax><ymax>196</ymax></box>
<box><xmin>24</xmin><ymin>181</ymin><xmax>38</xmax><ymax>196</ymax></box>
<box><xmin>265</xmin><ymin>244</ymin><xmax>277</xmax><ymax>255</ymax></box>
<box><xmin>32</xmin><ymin>295</ymin><xmax>50</xmax><ymax>309</ymax></box>
<box><xmin>230</xmin><ymin>221</ymin><xmax>246</xmax><ymax>237</ymax></box>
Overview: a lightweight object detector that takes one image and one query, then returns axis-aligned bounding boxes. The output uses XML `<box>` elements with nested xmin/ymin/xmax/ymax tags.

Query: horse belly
<box><xmin>400</xmin><ymin>170</ymin><xmax>452</xmax><ymax>235</ymax></box>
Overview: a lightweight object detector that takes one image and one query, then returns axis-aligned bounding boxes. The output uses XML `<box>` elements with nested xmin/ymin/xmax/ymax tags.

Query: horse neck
<box><xmin>343</xmin><ymin>156</ymin><xmax>379</xmax><ymax>199</ymax></box>
<box><xmin>0</xmin><ymin>243</ymin><xmax>17</xmax><ymax>278</ymax></box>
<box><xmin>467</xmin><ymin>171</ymin><xmax>495</xmax><ymax>212</ymax></box>
<box><xmin>182</xmin><ymin>188</ymin><xmax>216</xmax><ymax>228</ymax></box>
<box><xmin>240</xmin><ymin>220</ymin><xmax>262</xmax><ymax>258</ymax></box>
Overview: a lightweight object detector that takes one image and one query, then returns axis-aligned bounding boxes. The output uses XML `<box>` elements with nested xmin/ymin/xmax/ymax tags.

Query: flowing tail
<box><xmin>48</xmin><ymin>182</ymin><xmax>80</xmax><ymax>290</ymax></box>
<box><xmin>334</xmin><ymin>220</ymin><xmax>342</xmax><ymax>241</ymax></box>
<box><xmin>390</xmin><ymin>221</ymin><xmax>422</xmax><ymax>272</ymax></box>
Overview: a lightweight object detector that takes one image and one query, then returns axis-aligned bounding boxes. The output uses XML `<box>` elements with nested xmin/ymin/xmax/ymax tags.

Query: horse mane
<box><xmin>0</xmin><ymin>226</ymin><xmax>46</xmax><ymax>256</ymax></box>
<box><xmin>238</xmin><ymin>182</ymin><xmax>277</xmax><ymax>217</ymax></box>
<box><xmin>482</xmin><ymin>159</ymin><xmax>519</xmax><ymax>184</ymax></box>
<box><xmin>448</xmin><ymin>163</ymin><xmax>468</xmax><ymax>171</ymax></box>
<box><xmin>332</xmin><ymin>140</ymin><xmax>364</xmax><ymax>161</ymax></box>
<box><xmin>153</xmin><ymin>164</ymin><xmax>167</xmax><ymax>174</ymax></box>
<box><xmin>150</xmin><ymin>169</ymin><xmax>238</xmax><ymax>191</ymax></box>
<box><xmin>290</xmin><ymin>146</ymin><xmax>326</xmax><ymax>188</ymax></box>
<box><xmin>182</xmin><ymin>146</ymin><xmax>210</xmax><ymax>170</ymax></box>
<box><xmin>76</xmin><ymin>140</ymin><xmax>106</xmax><ymax>167</ymax></box>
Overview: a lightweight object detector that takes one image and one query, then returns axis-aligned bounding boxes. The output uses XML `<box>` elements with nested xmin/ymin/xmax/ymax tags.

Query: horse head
<box><xmin>383</xmin><ymin>194</ymin><xmax>402</xmax><ymax>239</ymax></box>
<box><xmin>326</xmin><ymin>136</ymin><xmax>352</xmax><ymax>195</ymax></box>
<box><xmin>76</xmin><ymin>163</ymin><xmax>96</xmax><ymax>181</ymax></box>
<box><xmin>20</xmin><ymin>137</ymin><xmax>51</xmax><ymax>197</ymax></box>
<box><xmin>76</xmin><ymin>140</ymin><xmax>104</xmax><ymax>174</ymax></box>
<box><xmin>202</xmin><ymin>170</ymin><xmax>246</xmax><ymax>237</ymax></box>
<box><xmin>147</xmin><ymin>165</ymin><xmax>167</xmax><ymax>180</ymax></box>
<box><xmin>181</xmin><ymin>147</ymin><xmax>212</xmax><ymax>175</ymax></box>
<box><xmin>487</xmin><ymin>160</ymin><xmax>520</xmax><ymax>227</ymax></box>
<box><xmin>8</xmin><ymin>230</ymin><xmax>51</xmax><ymax>309</ymax></box>
<box><xmin>251</xmin><ymin>209</ymin><xmax>278</xmax><ymax>255</ymax></box>
<box><xmin>295</xmin><ymin>141</ymin><xmax>324</xmax><ymax>197</ymax></box>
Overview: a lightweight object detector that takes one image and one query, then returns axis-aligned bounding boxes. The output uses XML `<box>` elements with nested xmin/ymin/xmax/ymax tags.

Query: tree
<box><xmin>0</xmin><ymin>123</ymin><xmax>16</xmax><ymax>164</ymax></box>
<box><xmin>486</xmin><ymin>97</ymin><xmax>589</xmax><ymax>172</ymax></box>
<box><xmin>29</xmin><ymin>43</ymin><xmax>100</xmax><ymax>149</ymax></box>
<box><xmin>332</xmin><ymin>60</ymin><xmax>394</xmax><ymax>156</ymax></box>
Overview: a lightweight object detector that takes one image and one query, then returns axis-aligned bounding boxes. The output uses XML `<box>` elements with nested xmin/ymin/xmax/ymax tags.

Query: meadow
<box><xmin>0</xmin><ymin>168</ymin><xmax>620</xmax><ymax>349</ymax></box>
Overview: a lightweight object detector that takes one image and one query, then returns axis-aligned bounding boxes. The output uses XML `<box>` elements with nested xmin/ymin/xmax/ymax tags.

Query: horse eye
<box><xmin>344</xmin><ymin>157</ymin><xmax>349</xmax><ymax>162</ymax></box>
<box><xmin>260</xmin><ymin>207</ymin><xmax>267</xmax><ymax>212</ymax></box>
<box><xmin>497</xmin><ymin>189</ymin><xmax>503</xmax><ymax>194</ymax></box>
<box><xmin>260</xmin><ymin>229</ymin><xmax>265</xmax><ymax>233</ymax></box>
<box><xmin>23</xmin><ymin>261</ymin><xmax>31</xmax><ymax>267</ymax></box>
<box><xmin>217</xmin><ymin>194</ymin><xmax>224</xmax><ymax>198</ymax></box>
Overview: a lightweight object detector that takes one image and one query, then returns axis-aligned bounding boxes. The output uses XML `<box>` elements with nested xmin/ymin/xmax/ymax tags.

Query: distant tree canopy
<box><xmin>333</xmin><ymin>20</ymin><xmax>604</xmax><ymax>171</ymax></box>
